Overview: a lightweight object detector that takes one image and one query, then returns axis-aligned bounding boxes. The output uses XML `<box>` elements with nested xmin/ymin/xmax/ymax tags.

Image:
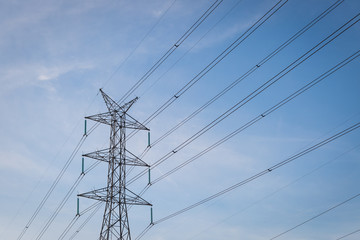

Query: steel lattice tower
<box><xmin>79</xmin><ymin>89</ymin><xmax>151</xmax><ymax>240</ymax></box>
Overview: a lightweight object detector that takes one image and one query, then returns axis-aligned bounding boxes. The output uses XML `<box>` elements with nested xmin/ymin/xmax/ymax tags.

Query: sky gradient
<box><xmin>0</xmin><ymin>0</ymin><xmax>359</xmax><ymax>239</ymax></box>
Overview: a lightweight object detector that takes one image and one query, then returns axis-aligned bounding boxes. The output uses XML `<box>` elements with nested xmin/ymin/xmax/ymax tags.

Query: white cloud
<box><xmin>0</xmin><ymin>150</ymin><xmax>43</xmax><ymax>175</ymax></box>
<box><xmin>36</xmin><ymin>63</ymin><xmax>94</xmax><ymax>81</ymax></box>
<box><xmin>0</xmin><ymin>61</ymin><xmax>95</xmax><ymax>97</ymax></box>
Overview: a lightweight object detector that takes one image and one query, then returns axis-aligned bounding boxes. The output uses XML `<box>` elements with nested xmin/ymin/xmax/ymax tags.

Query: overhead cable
<box><xmin>129</xmin><ymin>12</ymin><xmax>360</xmax><ymax>185</ymax></box>
<box><xmin>127</xmin><ymin>0</ymin><xmax>289</xmax><ymax>139</ymax></box>
<box><xmin>131</xmin><ymin>50</ymin><xmax>360</xmax><ymax>236</ymax></box>
<box><xmin>101</xmin><ymin>0</ymin><xmax>178</xmax><ymax>89</ymax></box>
<box><xmin>35</xmin><ymin>174</ymin><xmax>85</xmax><ymax>240</ymax></box>
<box><xmin>57</xmin><ymin>202</ymin><xmax>101</xmax><ymax>240</ymax></box>
<box><xmin>336</xmin><ymin>228</ymin><xmax>360</xmax><ymax>240</ymax></box>
<box><xmin>269</xmin><ymin>192</ymin><xmax>360</xmax><ymax>239</ymax></box>
<box><xmin>133</xmin><ymin>125</ymin><xmax>360</xmax><ymax>240</ymax></box>
<box><xmin>15</xmin><ymin>1</ymin><xmax>176</xmax><ymax>238</ymax></box>
<box><xmin>185</xmin><ymin>143</ymin><xmax>360</xmax><ymax>240</ymax></box>
<box><xmin>135</xmin><ymin>224</ymin><xmax>153</xmax><ymax>240</ymax></box>
<box><xmin>16</xmin><ymin>132</ymin><xmax>88</xmax><ymax>240</ymax></box>
<box><xmin>84</xmin><ymin>0</ymin><xmax>228</xmax><ymax>142</ymax></box>
<box><xmin>16</xmin><ymin>2</ymin><xmax>178</xmax><ymax>235</ymax></box>
<box><xmin>117</xmin><ymin>0</ymin><xmax>225</xmax><ymax>104</ymax></box>
<box><xmin>151</xmin><ymin>49</ymin><xmax>360</xmax><ymax>184</ymax></box>
<box><xmin>68</xmin><ymin>202</ymin><xmax>104</xmax><ymax>240</ymax></box>
<box><xmin>145</xmin><ymin>0</ymin><xmax>344</xmax><ymax>151</ymax></box>
<box><xmin>57</xmin><ymin>215</ymin><xmax>79</xmax><ymax>240</ymax></box>
<box><xmin>152</xmin><ymin>121</ymin><xmax>360</xmax><ymax>225</ymax></box>
<box><xmin>137</xmin><ymin>0</ymin><xmax>246</xmax><ymax>100</ymax></box>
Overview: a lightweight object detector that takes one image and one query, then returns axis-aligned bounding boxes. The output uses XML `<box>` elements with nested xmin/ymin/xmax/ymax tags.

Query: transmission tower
<box><xmin>79</xmin><ymin>89</ymin><xmax>151</xmax><ymax>240</ymax></box>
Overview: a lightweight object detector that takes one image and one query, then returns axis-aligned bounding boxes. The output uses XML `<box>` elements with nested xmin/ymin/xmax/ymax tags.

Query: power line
<box><xmin>57</xmin><ymin>215</ymin><xmax>79</xmax><ymax>240</ymax></box>
<box><xmin>269</xmin><ymin>192</ymin><xmax>360</xmax><ymax>239</ymax></box>
<box><xmin>129</xmin><ymin>12</ymin><xmax>360</xmax><ymax>185</ymax></box>
<box><xmin>117</xmin><ymin>0</ymin><xmax>225</xmax><ymax>104</ymax></box>
<box><xmin>135</xmin><ymin>49</ymin><xmax>360</xmax><ymax>234</ymax></box>
<box><xmin>68</xmin><ymin>202</ymin><xmax>104</xmax><ymax>240</ymax></box>
<box><xmin>136</xmin><ymin>113</ymin><xmax>360</xmax><ymax>239</ymax></box>
<box><xmin>14</xmin><ymin>2</ymin><xmax>177</xmax><ymax>238</ymax></box>
<box><xmin>101</xmin><ymin>0</ymin><xmax>178</xmax><ymax>89</ymax></box>
<box><xmin>1</xmin><ymin>118</ymin><xmax>82</xmax><ymax>239</ymax></box>
<box><xmin>152</xmin><ymin>121</ymin><xmax>360</xmax><ymax>225</ymax></box>
<box><xmin>84</xmin><ymin>0</ymin><xmax>228</xmax><ymax>164</ymax></box>
<box><xmin>135</xmin><ymin>224</ymin><xmax>153</xmax><ymax>240</ymax></box>
<box><xmin>70</xmin><ymin>141</ymin><xmax>360</xmax><ymax>240</ymax></box>
<box><xmin>57</xmin><ymin>202</ymin><xmax>101</xmax><ymax>240</ymax></box>
<box><xmin>14</xmin><ymin>1</ymin><xmax>173</xmax><ymax>233</ymax></box>
<box><xmin>336</xmin><ymin>228</ymin><xmax>360</xmax><ymax>240</ymax></box>
<box><xmin>54</xmin><ymin>137</ymin><xmax>144</xmax><ymax>239</ymax></box>
<box><xmin>14</xmin><ymin>4</ymin><xmax>180</xmax><ymax>235</ymax></box>
<box><xmin>132</xmin><ymin>121</ymin><xmax>360</xmax><ymax>239</ymax></box>
<box><xmin>137</xmin><ymin>0</ymin><xmax>246</xmax><ymax>99</ymax></box>
<box><xmin>16</xmin><ymin>134</ymin><xmax>86</xmax><ymax>240</ymax></box>
<box><xmin>14</xmin><ymin>3</ymin><xmax>173</xmax><ymax>233</ymax></box>
<box><xmin>151</xmin><ymin>49</ymin><xmax>360</xmax><ymax>184</ymax></box>
<box><xmin>133</xmin><ymin>113</ymin><xmax>360</xmax><ymax>239</ymax></box>
<box><xmin>127</xmin><ymin>0</ymin><xmax>289</xmax><ymax>140</ymax></box>
<box><xmin>8</xmin><ymin>2</ymin><xmax>227</xmax><ymax>237</ymax></box>
<box><xmin>15</xmin><ymin>2</ymin><xmax>357</xmax><ymax>239</ymax></box>
<box><xmin>35</xmin><ymin>174</ymin><xmax>85</xmax><ymax>240</ymax></box>
<box><xmin>145</xmin><ymin>0</ymin><xmax>344</xmax><ymax>151</ymax></box>
<box><xmin>63</xmin><ymin>189</ymin><xmax>150</xmax><ymax>240</ymax></box>
<box><xmin>15</xmin><ymin>121</ymin><xmax>100</xmax><ymax>240</ymax></box>
<box><xmin>186</xmin><ymin>142</ymin><xmax>360</xmax><ymax>240</ymax></box>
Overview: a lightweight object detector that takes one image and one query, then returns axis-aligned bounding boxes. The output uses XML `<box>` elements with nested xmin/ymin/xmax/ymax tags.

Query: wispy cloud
<box><xmin>0</xmin><ymin>61</ymin><xmax>94</xmax><ymax>96</ymax></box>
<box><xmin>0</xmin><ymin>150</ymin><xmax>43</xmax><ymax>175</ymax></box>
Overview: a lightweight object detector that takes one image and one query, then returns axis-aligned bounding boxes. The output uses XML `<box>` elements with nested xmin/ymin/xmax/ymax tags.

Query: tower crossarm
<box><xmin>125</xmin><ymin>188</ymin><xmax>152</xmax><ymax>206</ymax></box>
<box><xmin>78</xmin><ymin>187</ymin><xmax>109</xmax><ymax>202</ymax></box>
<box><xmin>82</xmin><ymin>148</ymin><xmax>149</xmax><ymax>167</ymax></box>
<box><xmin>82</xmin><ymin>148</ymin><xmax>110</xmax><ymax>163</ymax></box>
<box><xmin>125</xmin><ymin>149</ymin><xmax>149</xmax><ymax>167</ymax></box>
<box><xmin>85</xmin><ymin>112</ymin><xmax>113</xmax><ymax>125</ymax></box>
<box><xmin>78</xmin><ymin>187</ymin><xmax>151</xmax><ymax>206</ymax></box>
<box><xmin>85</xmin><ymin>111</ymin><xmax>149</xmax><ymax>131</ymax></box>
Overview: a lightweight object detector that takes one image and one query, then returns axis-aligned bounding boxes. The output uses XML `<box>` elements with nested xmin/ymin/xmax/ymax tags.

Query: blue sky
<box><xmin>0</xmin><ymin>0</ymin><xmax>360</xmax><ymax>239</ymax></box>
